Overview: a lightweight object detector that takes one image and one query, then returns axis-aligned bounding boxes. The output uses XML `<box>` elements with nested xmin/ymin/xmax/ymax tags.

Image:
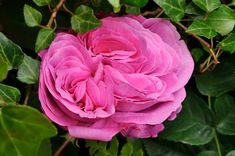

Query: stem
<box><xmin>23</xmin><ymin>86</ymin><xmax>31</xmax><ymax>105</ymax></box>
<box><xmin>214</xmin><ymin>129</ymin><xmax>222</xmax><ymax>156</ymax></box>
<box><xmin>156</xmin><ymin>9</ymin><xmax>164</xmax><ymax>18</ymax></box>
<box><xmin>63</xmin><ymin>4</ymin><xmax>75</xmax><ymax>15</ymax></box>
<box><xmin>46</xmin><ymin>0</ymin><xmax>66</xmax><ymax>28</ymax></box>
<box><xmin>176</xmin><ymin>22</ymin><xmax>219</xmax><ymax>64</ymax></box>
<box><xmin>208</xmin><ymin>96</ymin><xmax>212</xmax><ymax>110</ymax></box>
<box><xmin>207</xmin><ymin>96</ymin><xmax>222</xmax><ymax>156</ymax></box>
<box><xmin>53</xmin><ymin>135</ymin><xmax>73</xmax><ymax>156</ymax></box>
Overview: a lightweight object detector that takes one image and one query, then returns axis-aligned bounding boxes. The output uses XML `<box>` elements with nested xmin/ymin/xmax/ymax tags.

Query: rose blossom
<box><xmin>39</xmin><ymin>16</ymin><xmax>194</xmax><ymax>141</ymax></box>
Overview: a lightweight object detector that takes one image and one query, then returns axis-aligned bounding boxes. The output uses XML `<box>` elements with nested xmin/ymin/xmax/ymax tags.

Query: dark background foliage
<box><xmin>0</xmin><ymin>0</ymin><xmax>235</xmax><ymax>156</ymax></box>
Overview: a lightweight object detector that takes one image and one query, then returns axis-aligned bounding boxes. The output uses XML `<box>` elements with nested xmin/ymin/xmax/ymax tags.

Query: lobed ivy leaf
<box><xmin>17</xmin><ymin>55</ymin><xmax>40</xmax><ymax>85</ymax></box>
<box><xmin>160</xmin><ymin>91</ymin><xmax>214</xmax><ymax>145</ymax></box>
<box><xmin>23</xmin><ymin>4</ymin><xmax>42</xmax><ymax>27</ymax></box>
<box><xmin>121</xmin><ymin>0</ymin><xmax>148</xmax><ymax>7</ymax></box>
<box><xmin>153</xmin><ymin>0</ymin><xmax>186</xmax><ymax>22</ymax></box>
<box><xmin>35</xmin><ymin>28</ymin><xmax>55</xmax><ymax>52</ymax></box>
<box><xmin>32</xmin><ymin>0</ymin><xmax>51</xmax><ymax>6</ymax></box>
<box><xmin>206</xmin><ymin>5</ymin><xmax>235</xmax><ymax>36</ymax></box>
<box><xmin>71</xmin><ymin>5</ymin><xmax>102</xmax><ymax>34</ymax></box>
<box><xmin>107</xmin><ymin>0</ymin><xmax>121</xmax><ymax>13</ymax></box>
<box><xmin>185</xmin><ymin>2</ymin><xmax>204</xmax><ymax>15</ymax></box>
<box><xmin>0</xmin><ymin>32</ymin><xmax>24</xmax><ymax>70</ymax></box>
<box><xmin>195</xmin><ymin>54</ymin><xmax>235</xmax><ymax>97</ymax></box>
<box><xmin>0</xmin><ymin>83</ymin><xmax>20</xmax><ymax>106</ymax></box>
<box><xmin>192</xmin><ymin>0</ymin><xmax>221</xmax><ymax>12</ymax></box>
<box><xmin>219</xmin><ymin>33</ymin><xmax>235</xmax><ymax>54</ymax></box>
<box><xmin>186</xmin><ymin>20</ymin><xmax>217</xmax><ymax>39</ymax></box>
<box><xmin>0</xmin><ymin>105</ymin><xmax>57</xmax><ymax>156</ymax></box>
<box><xmin>215</xmin><ymin>94</ymin><xmax>235</xmax><ymax>135</ymax></box>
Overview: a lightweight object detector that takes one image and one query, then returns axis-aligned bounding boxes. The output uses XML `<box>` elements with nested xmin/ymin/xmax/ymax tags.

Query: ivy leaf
<box><xmin>195</xmin><ymin>54</ymin><xmax>235</xmax><ymax>97</ymax></box>
<box><xmin>107</xmin><ymin>137</ymin><xmax>119</xmax><ymax>156</ymax></box>
<box><xmin>196</xmin><ymin>151</ymin><xmax>218</xmax><ymax>156</ymax></box>
<box><xmin>153</xmin><ymin>0</ymin><xmax>186</xmax><ymax>22</ymax></box>
<box><xmin>17</xmin><ymin>55</ymin><xmax>40</xmax><ymax>85</ymax></box>
<box><xmin>23</xmin><ymin>4</ymin><xmax>42</xmax><ymax>27</ymax></box>
<box><xmin>186</xmin><ymin>20</ymin><xmax>217</xmax><ymax>39</ymax></box>
<box><xmin>107</xmin><ymin>0</ymin><xmax>121</xmax><ymax>13</ymax></box>
<box><xmin>121</xmin><ymin>0</ymin><xmax>148</xmax><ymax>7</ymax></box>
<box><xmin>0</xmin><ymin>32</ymin><xmax>24</xmax><ymax>70</ymax></box>
<box><xmin>160</xmin><ymin>92</ymin><xmax>214</xmax><ymax>145</ymax></box>
<box><xmin>32</xmin><ymin>0</ymin><xmax>51</xmax><ymax>6</ymax></box>
<box><xmin>35</xmin><ymin>28</ymin><xmax>55</xmax><ymax>52</ymax></box>
<box><xmin>185</xmin><ymin>2</ymin><xmax>204</xmax><ymax>15</ymax></box>
<box><xmin>192</xmin><ymin>0</ymin><xmax>221</xmax><ymax>12</ymax></box>
<box><xmin>125</xmin><ymin>6</ymin><xmax>141</xmax><ymax>15</ymax></box>
<box><xmin>219</xmin><ymin>33</ymin><xmax>235</xmax><ymax>54</ymax></box>
<box><xmin>226</xmin><ymin>151</ymin><xmax>235</xmax><ymax>156</ymax></box>
<box><xmin>0</xmin><ymin>58</ymin><xmax>8</xmax><ymax>82</ymax></box>
<box><xmin>36</xmin><ymin>139</ymin><xmax>52</xmax><ymax>156</ymax></box>
<box><xmin>143</xmin><ymin>139</ymin><xmax>188</xmax><ymax>156</ymax></box>
<box><xmin>120</xmin><ymin>143</ymin><xmax>133</xmax><ymax>156</ymax></box>
<box><xmin>0</xmin><ymin>105</ymin><xmax>57</xmax><ymax>156</ymax></box>
<box><xmin>215</xmin><ymin>94</ymin><xmax>235</xmax><ymax>135</ymax></box>
<box><xmin>191</xmin><ymin>48</ymin><xmax>204</xmax><ymax>62</ymax></box>
<box><xmin>206</xmin><ymin>5</ymin><xmax>235</xmax><ymax>36</ymax></box>
<box><xmin>0</xmin><ymin>83</ymin><xmax>20</xmax><ymax>106</ymax></box>
<box><xmin>71</xmin><ymin>5</ymin><xmax>102</xmax><ymax>34</ymax></box>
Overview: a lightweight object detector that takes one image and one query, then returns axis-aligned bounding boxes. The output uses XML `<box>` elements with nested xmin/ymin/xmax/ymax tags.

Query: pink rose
<box><xmin>39</xmin><ymin>16</ymin><xmax>194</xmax><ymax>141</ymax></box>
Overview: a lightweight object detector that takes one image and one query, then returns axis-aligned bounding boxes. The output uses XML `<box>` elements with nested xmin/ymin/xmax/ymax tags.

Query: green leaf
<box><xmin>33</xmin><ymin>0</ymin><xmax>51</xmax><ymax>6</ymax></box>
<box><xmin>160</xmin><ymin>92</ymin><xmax>214</xmax><ymax>145</ymax></box>
<box><xmin>107</xmin><ymin>137</ymin><xmax>118</xmax><ymax>156</ymax></box>
<box><xmin>0</xmin><ymin>58</ymin><xmax>8</xmax><ymax>82</ymax></box>
<box><xmin>125</xmin><ymin>6</ymin><xmax>141</xmax><ymax>15</ymax></box>
<box><xmin>219</xmin><ymin>33</ymin><xmax>235</xmax><ymax>53</ymax></box>
<box><xmin>17</xmin><ymin>55</ymin><xmax>40</xmax><ymax>85</ymax></box>
<box><xmin>0</xmin><ymin>83</ymin><xmax>20</xmax><ymax>106</ymax></box>
<box><xmin>71</xmin><ymin>5</ymin><xmax>102</xmax><ymax>34</ymax></box>
<box><xmin>215</xmin><ymin>94</ymin><xmax>235</xmax><ymax>135</ymax></box>
<box><xmin>36</xmin><ymin>139</ymin><xmax>52</xmax><ymax>156</ymax></box>
<box><xmin>196</xmin><ymin>151</ymin><xmax>218</xmax><ymax>156</ymax></box>
<box><xmin>195</xmin><ymin>54</ymin><xmax>235</xmax><ymax>96</ymax></box>
<box><xmin>206</xmin><ymin>5</ymin><xmax>235</xmax><ymax>36</ymax></box>
<box><xmin>191</xmin><ymin>48</ymin><xmax>204</xmax><ymax>62</ymax></box>
<box><xmin>107</xmin><ymin>0</ymin><xmax>121</xmax><ymax>13</ymax></box>
<box><xmin>192</xmin><ymin>0</ymin><xmax>221</xmax><ymax>12</ymax></box>
<box><xmin>0</xmin><ymin>32</ymin><xmax>24</xmax><ymax>70</ymax></box>
<box><xmin>229</xmin><ymin>0</ymin><xmax>235</xmax><ymax>6</ymax></box>
<box><xmin>0</xmin><ymin>105</ymin><xmax>57</xmax><ymax>156</ymax></box>
<box><xmin>153</xmin><ymin>0</ymin><xmax>186</xmax><ymax>22</ymax></box>
<box><xmin>226</xmin><ymin>151</ymin><xmax>235</xmax><ymax>156</ymax></box>
<box><xmin>143</xmin><ymin>139</ymin><xmax>188</xmax><ymax>156</ymax></box>
<box><xmin>35</xmin><ymin>28</ymin><xmax>55</xmax><ymax>52</ymax></box>
<box><xmin>23</xmin><ymin>4</ymin><xmax>42</xmax><ymax>27</ymax></box>
<box><xmin>185</xmin><ymin>2</ymin><xmax>204</xmax><ymax>15</ymax></box>
<box><xmin>120</xmin><ymin>143</ymin><xmax>133</xmax><ymax>156</ymax></box>
<box><xmin>121</xmin><ymin>0</ymin><xmax>148</xmax><ymax>7</ymax></box>
<box><xmin>186</xmin><ymin>20</ymin><xmax>217</xmax><ymax>39</ymax></box>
